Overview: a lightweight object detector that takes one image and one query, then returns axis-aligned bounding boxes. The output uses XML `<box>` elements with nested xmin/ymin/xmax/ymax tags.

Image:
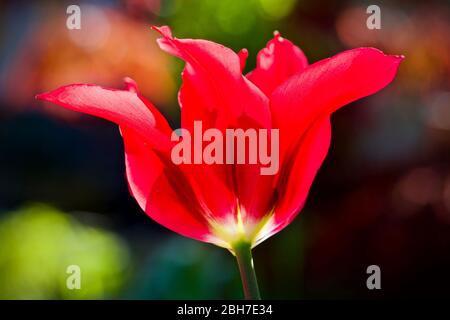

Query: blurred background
<box><xmin>0</xmin><ymin>0</ymin><xmax>449</xmax><ymax>299</ymax></box>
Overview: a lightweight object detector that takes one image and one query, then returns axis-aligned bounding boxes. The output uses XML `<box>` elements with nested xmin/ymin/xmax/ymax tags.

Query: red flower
<box><xmin>36</xmin><ymin>26</ymin><xmax>403</xmax><ymax>250</ymax></box>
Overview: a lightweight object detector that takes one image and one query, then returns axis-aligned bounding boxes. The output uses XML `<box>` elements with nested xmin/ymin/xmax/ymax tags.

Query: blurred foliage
<box><xmin>0</xmin><ymin>204</ymin><xmax>130</xmax><ymax>299</ymax></box>
<box><xmin>158</xmin><ymin>0</ymin><xmax>299</xmax><ymax>73</ymax></box>
<box><xmin>124</xmin><ymin>237</ymin><xmax>241</xmax><ymax>299</ymax></box>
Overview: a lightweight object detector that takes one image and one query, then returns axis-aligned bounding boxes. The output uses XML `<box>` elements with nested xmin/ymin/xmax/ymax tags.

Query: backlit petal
<box><xmin>247</xmin><ymin>31</ymin><xmax>308</xmax><ymax>96</ymax></box>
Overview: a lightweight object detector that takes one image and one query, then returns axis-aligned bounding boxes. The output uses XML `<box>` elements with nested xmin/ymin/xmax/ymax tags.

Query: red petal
<box><xmin>122</xmin><ymin>124</ymin><xmax>220</xmax><ymax>243</ymax></box>
<box><xmin>238</xmin><ymin>48</ymin><xmax>248</xmax><ymax>72</ymax></box>
<box><xmin>272</xmin><ymin>117</ymin><xmax>331</xmax><ymax>235</ymax></box>
<box><xmin>151</xmin><ymin>25</ymin><xmax>271</xmax><ymax>131</ymax></box>
<box><xmin>121</xmin><ymin>126</ymin><xmax>163</xmax><ymax>211</ymax></box>
<box><xmin>36</xmin><ymin>84</ymin><xmax>172</xmax><ymax>151</ymax></box>
<box><xmin>125</xmin><ymin>131</ymin><xmax>238</xmax><ymax>244</ymax></box>
<box><xmin>272</xmin><ymin>48</ymin><xmax>403</xmax><ymax>158</ymax></box>
<box><xmin>123</xmin><ymin>77</ymin><xmax>139</xmax><ymax>93</ymax></box>
<box><xmin>230</xmin><ymin>116</ymin><xmax>278</xmax><ymax>225</ymax></box>
<box><xmin>124</xmin><ymin>137</ymin><xmax>220</xmax><ymax>243</ymax></box>
<box><xmin>258</xmin><ymin>48</ymin><xmax>403</xmax><ymax>242</ymax></box>
<box><xmin>36</xmin><ymin>82</ymin><xmax>217</xmax><ymax>241</ymax></box>
<box><xmin>247</xmin><ymin>31</ymin><xmax>308</xmax><ymax>97</ymax></box>
<box><xmin>145</xmin><ymin>162</ymin><xmax>218</xmax><ymax>244</ymax></box>
<box><xmin>250</xmin><ymin>117</ymin><xmax>331</xmax><ymax>246</ymax></box>
<box><xmin>152</xmin><ymin>26</ymin><xmax>275</xmax><ymax>228</ymax></box>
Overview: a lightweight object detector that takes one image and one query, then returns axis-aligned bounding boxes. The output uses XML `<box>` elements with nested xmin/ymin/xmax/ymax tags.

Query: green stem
<box><xmin>233</xmin><ymin>242</ymin><xmax>261</xmax><ymax>300</ymax></box>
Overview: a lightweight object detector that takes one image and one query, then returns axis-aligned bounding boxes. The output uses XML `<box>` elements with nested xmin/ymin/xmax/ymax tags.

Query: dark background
<box><xmin>0</xmin><ymin>0</ymin><xmax>449</xmax><ymax>299</ymax></box>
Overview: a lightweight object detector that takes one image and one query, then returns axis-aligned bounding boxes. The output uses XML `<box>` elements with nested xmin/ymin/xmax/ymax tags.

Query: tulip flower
<box><xmin>36</xmin><ymin>25</ymin><xmax>403</xmax><ymax>299</ymax></box>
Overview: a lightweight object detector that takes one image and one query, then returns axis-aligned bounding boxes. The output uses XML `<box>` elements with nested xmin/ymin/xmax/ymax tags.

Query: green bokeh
<box><xmin>0</xmin><ymin>204</ymin><xmax>130</xmax><ymax>299</ymax></box>
<box><xmin>160</xmin><ymin>0</ymin><xmax>299</xmax><ymax>69</ymax></box>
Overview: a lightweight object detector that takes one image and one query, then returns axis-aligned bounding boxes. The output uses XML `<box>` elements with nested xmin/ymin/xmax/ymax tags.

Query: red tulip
<box><xmin>36</xmin><ymin>26</ymin><xmax>403</xmax><ymax>299</ymax></box>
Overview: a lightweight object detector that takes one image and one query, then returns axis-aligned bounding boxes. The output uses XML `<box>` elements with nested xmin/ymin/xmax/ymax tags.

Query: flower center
<box><xmin>208</xmin><ymin>204</ymin><xmax>275</xmax><ymax>250</ymax></box>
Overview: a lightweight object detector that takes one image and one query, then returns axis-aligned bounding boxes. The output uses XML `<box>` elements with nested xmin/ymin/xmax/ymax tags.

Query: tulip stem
<box><xmin>233</xmin><ymin>242</ymin><xmax>261</xmax><ymax>300</ymax></box>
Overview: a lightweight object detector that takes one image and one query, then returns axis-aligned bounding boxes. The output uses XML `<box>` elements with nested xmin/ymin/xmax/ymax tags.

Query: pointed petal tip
<box><xmin>238</xmin><ymin>48</ymin><xmax>249</xmax><ymax>71</ymax></box>
<box><xmin>272</xmin><ymin>30</ymin><xmax>285</xmax><ymax>42</ymax></box>
<box><xmin>385</xmin><ymin>52</ymin><xmax>405</xmax><ymax>62</ymax></box>
<box><xmin>390</xmin><ymin>54</ymin><xmax>405</xmax><ymax>68</ymax></box>
<box><xmin>150</xmin><ymin>25</ymin><xmax>173</xmax><ymax>38</ymax></box>
<box><xmin>123</xmin><ymin>77</ymin><xmax>139</xmax><ymax>93</ymax></box>
<box><xmin>238</xmin><ymin>48</ymin><xmax>249</xmax><ymax>61</ymax></box>
<box><xmin>373</xmin><ymin>48</ymin><xmax>405</xmax><ymax>62</ymax></box>
<box><xmin>35</xmin><ymin>91</ymin><xmax>52</xmax><ymax>101</ymax></box>
<box><xmin>238</xmin><ymin>48</ymin><xmax>248</xmax><ymax>56</ymax></box>
<box><xmin>353</xmin><ymin>48</ymin><xmax>405</xmax><ymax>69</ymax></box>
